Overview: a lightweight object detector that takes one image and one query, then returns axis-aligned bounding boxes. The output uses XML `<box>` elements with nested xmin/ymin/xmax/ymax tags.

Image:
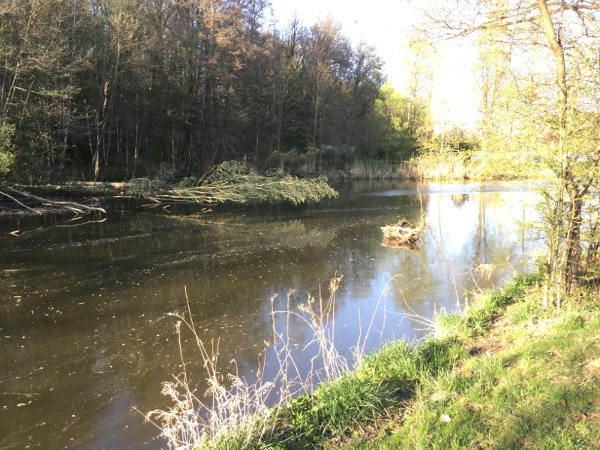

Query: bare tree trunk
<box><xmin>59</xmin><ymin>0</ymin><xmax>77</xmax><ymax>178</ymax></box>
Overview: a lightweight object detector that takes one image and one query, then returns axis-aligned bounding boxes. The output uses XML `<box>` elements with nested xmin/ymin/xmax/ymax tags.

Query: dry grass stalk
<box><xmin>145</xmin><ymin>274</ymin><xmax>370</xmax><ymax>449</ymax></box>
<box><xmin>475</xmin><ymin>263</ymin><xmax>496</xmax><ymax>281</ymax></box>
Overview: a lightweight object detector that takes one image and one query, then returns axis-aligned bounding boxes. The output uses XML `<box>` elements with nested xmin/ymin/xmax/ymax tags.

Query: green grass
<box><xmin>435</xmin><ymin>274</ymin><xmax>541</xmax><ymax>341</ymax></box>
<box><xmin>206</xmin><ymin>273</ymin><xmax>600</xmax><ymax>449</ymax></box>
<box><xmin>348</xmin><ymin>284</ymin><xmax>600</xmax><ymax>449</ymax></box>
<box><xmin>252</xmin><ymin>331</ymin><xmax>469</xmax><ymax>448</ymax></box>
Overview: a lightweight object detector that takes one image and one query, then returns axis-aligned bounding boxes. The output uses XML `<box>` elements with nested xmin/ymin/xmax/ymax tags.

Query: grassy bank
<box><xmin>183</xmin><ymin>271</ymin><xmax>600</xmax><ymax>449</ymax></box>
<box><xmin>353</xmin><ymin>282</ymin><xmax>600</xmax><ymax>449</ymax></box>
<box><xmin>244</xmin><ymin>274</ymin><xmax>540</xmax><ymax>449</ymax></box>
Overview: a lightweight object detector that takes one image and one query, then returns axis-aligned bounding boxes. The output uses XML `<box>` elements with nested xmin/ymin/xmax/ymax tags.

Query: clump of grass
<box><xmin>358</xmin><ymin>339</ymin><xmax>466</xmax><ymax>390</ymax></box>
<box><xmin>272</xmin><ymin>375</ymin><xmax>394</xmax><ymax>446</ymax></box>
<box><xmin>435</xmin><ymin>273</ymin><xmax>541</xmax><ymax>341</ymax></box>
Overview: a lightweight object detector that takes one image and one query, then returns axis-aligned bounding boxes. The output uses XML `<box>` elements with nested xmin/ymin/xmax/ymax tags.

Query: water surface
<box><xmin>0</xmin><ymin>181</ymin><xmax>539</xmax><ymax>448</ymax></box>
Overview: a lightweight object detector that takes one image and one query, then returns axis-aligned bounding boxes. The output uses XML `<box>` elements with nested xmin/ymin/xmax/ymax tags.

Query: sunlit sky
<box><xmin>268</xmin><ymin>0</ymin><xmax>480</xmax><ymax>130</ymax></box>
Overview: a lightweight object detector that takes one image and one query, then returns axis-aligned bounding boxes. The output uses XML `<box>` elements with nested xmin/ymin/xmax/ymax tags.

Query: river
<box><xmin>0</xmin><ymin>181</ymin><xmax>539</xmax><ymax>449</ymax></box>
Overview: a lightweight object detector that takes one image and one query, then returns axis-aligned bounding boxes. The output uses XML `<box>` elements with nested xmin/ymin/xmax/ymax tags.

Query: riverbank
<box><xmin>276</xmin><ymin>150</ymin><xmax>549</xmax><ymax>182</ymax></box>
<box><xmin>360</xmin><ymin>283</ymin><xmax>600</xmax><ymax>449</ymax></box>
<box><xmin>1</xmin><ymin>151</ymin><xmax>547</xmax><ymax>218</ymax></box>
<box><xmin>197</xmin><ymin>273</ymin><xmax>600</xmax><ymax>448</ymax></box>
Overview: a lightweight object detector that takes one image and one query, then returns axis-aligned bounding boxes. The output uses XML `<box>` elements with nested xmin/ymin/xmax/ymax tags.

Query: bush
<box><xmin>0</xmin><ymin>123</ymin><xmax>15</xmax><ymax>180</ymax></box>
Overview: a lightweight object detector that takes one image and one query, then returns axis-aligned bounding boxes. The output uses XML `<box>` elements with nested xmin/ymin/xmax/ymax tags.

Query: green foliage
<box><xmin>358</xmin><ymin>338</ymin><xmax>466</xmax><ymax>387</ymax></box>
<box><xmin>369</xmin><ymin>83</ymin><xmax>424</xmax><ymax>164</ymax></box>
<box><xmin>416</xmin><ymin>339</ymin><xmax>466</xmax><ymax>377</ymax></box>
<box><xmin>505</xmin><ymin>301</ymin><xmax>534</xmax><ymax>325</ymax></box>
<box><xmin>276</xmin><ymin>376</ymin><xmax>393</xmax><ymax>445</ymax></box>
<box><xmin>358</xmin><ymin>341</ymin><xmax>420</xmax><ymax>388</ymax></box>
<box><xmin>0</xmin><ymin>123</ymin><xmax>15</xmax><ymax>179</ymax></box>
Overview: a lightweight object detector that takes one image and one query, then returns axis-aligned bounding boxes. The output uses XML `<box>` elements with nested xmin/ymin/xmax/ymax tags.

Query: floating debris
<box><xmin>380</xmin><ymin>237</ymin><xmax>420</xmax><ymax>252</ymax></box>
<box><xmin>380</xmin><ymin>219</ymin><xmax>424</xmax><ymax>249</ymax></box>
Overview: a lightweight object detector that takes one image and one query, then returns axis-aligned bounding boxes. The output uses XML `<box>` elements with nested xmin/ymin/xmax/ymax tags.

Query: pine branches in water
<box><xmin>127</xmin><ymin>161</ymin><xmax>338</xmax><ymax>206</ymax></box>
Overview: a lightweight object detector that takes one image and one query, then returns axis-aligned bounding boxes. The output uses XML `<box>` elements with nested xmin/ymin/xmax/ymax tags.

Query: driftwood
<box><xmin>0</xmin><ymin>189</ymin><xmax>40</xmax><ymax>214</ymax></box>
<box><xmin>380</xmin><ymin>219</ymin><xmax>424</xmax><ymax>249</ymax></box>
<box><xmin>380</xmin><ymin>237</ymin><xmax>420</xmax><ymax>252</ymax></box>
<box><xmin>0</xmin><ymin>185</ymin><xmax>106</xmax><ymax>216</ymax></box>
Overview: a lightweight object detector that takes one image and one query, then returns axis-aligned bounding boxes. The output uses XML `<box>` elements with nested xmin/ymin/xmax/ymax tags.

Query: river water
<box><xmin>0</xmin><ymin>181</ymin><xmax>539</xmax><ymax>449</ymax></box>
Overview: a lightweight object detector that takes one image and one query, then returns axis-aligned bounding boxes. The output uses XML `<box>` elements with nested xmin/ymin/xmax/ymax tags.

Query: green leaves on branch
<box><xmin>0</xmin><ymin>123</ymin><xmax>15</xmax><ymax>180</ymax></box>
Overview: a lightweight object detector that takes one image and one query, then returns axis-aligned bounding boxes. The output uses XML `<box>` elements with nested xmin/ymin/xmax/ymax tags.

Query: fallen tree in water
<box><xmin>0</xmin><ymin>162</ymin><xmax>337</xmax><ymax>216</ymax></box>
<box><xmin>0</xmin><ymin>185</ymin><xmax>106</xmax><ymax>216</ymax></box>
<box><xmin>127</xmin><ymin>161</ymin><xmax>338</xmax><ymax>205</ymax></box>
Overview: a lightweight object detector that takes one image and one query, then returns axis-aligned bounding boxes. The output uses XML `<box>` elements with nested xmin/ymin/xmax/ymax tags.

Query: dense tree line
<box><xmin>0</xmin><ymin>0</ymin><xmax>398</xmax><ymax>182</ymax></box>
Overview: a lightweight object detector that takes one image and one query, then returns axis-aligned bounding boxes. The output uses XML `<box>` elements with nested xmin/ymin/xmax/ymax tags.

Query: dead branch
<box><xmin>0</xmin><ymin>188</ymin><xmax>42</xmax><ymax>215</ymax></box>
<box><xmin>1</xmin><ymin>185</ymin><xmax>106</xmax><ymax>215</ymax></box>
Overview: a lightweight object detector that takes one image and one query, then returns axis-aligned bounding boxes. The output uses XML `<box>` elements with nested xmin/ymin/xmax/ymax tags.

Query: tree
<box><xmin>0</xmin><ymin>0</ymin><xmax>390</xmax><ymax>181</ymax></box>
<box><xmin>422</xmin><ymin>0</ymin><xmax>600</xmax><ymax>301</ymax></box>
<box><xmin>404</xmin><ymin>32</ymin><xmax>436</xmax><ymax>139</ymax></box>
<box><xmin>372</xmin><ymin>83</ymin><xmax>420</xmax><ymax>164</ymax></box>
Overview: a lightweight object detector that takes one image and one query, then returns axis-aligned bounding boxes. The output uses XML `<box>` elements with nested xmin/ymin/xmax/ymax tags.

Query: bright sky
<box><xmin>268</xmin><ymin>0</ymin><xmax>480</xmax><ymax>131</ymax></box>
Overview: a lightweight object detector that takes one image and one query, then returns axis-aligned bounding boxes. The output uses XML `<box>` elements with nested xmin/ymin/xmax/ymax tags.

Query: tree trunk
<box><xmin>564</xmin><ymin>185</ymin><xmax>583</xmax><ymax>291</ymax></box>
<box><xmin>537</xmin><ymin>0</ymin><xmax>581</xmax><ymax>296</ymax></box>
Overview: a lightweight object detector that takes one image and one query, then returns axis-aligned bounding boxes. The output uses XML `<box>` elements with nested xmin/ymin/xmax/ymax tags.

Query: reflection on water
<box><xmin>0</xmin><ymin>181</ymin><xmax>539</xmax><ymax>449</ymax></box>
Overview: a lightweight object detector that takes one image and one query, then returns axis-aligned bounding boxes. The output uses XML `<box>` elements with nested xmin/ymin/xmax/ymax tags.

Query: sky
<box><xmin>268</xmin><ymin>0</ymin><xmax>480</xmax><ymax>131</ymax></box>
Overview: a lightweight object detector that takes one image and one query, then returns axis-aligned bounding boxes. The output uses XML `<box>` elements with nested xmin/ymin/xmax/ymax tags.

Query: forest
<box><xmin>0</xmin><ymin>0</ymin><xmax>434</xmax><ymax>183</ymax></box>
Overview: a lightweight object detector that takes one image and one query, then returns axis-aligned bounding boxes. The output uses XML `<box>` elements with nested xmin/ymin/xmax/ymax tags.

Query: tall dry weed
<box><xmin>145</xmin><ymin>274</ymin><xmax>372</xmax><ymax>449</ymax></box>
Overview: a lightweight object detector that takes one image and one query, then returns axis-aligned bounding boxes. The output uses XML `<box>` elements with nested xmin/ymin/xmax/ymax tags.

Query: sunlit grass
<box><xmin>350</xmin><ymin>282</ymin><xmax>600</xmax><ymax>449</ymax></box>
<box><xmin>146</xmin><ymin>270</ymin><xmax>600</xmax><ymax>449</ymax></box>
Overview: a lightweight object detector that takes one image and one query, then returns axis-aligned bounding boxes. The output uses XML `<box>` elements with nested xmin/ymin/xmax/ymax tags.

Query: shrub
<box><xmin>0</xmin><ymin>123</ymin><xmax>15</xmax><ymax>180</ymax></box>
